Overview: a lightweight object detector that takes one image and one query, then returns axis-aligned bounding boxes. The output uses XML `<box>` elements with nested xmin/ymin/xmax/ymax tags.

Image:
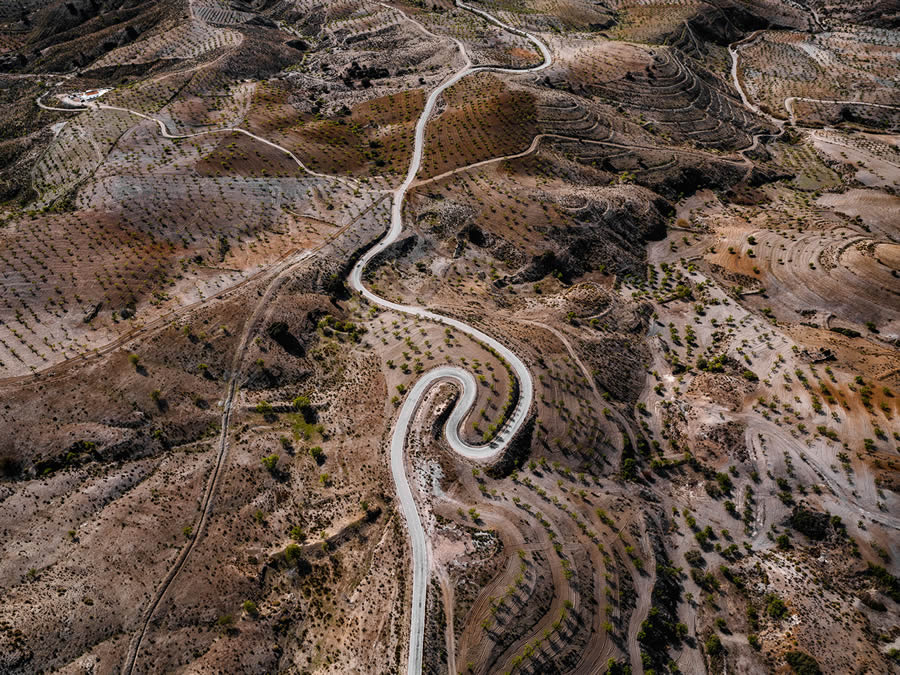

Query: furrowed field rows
<box><xmin>740</xmin><ymin>26</ymin><xmax>900</xmax><ymax>120</ymax></box>
<box><xmin>93</xmin><ymin>21</ymin><xmax>242</xmax><ymax>68</ymax></box>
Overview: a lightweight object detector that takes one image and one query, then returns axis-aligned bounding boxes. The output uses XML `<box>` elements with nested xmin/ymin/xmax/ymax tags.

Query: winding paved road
<box><xmin>35</xmin><ymin>2</ymin><xmax>549</xmax><ymax>670</ymax></box>
<box><xmin>347</xmin><ymin>2</ymin><xmax>550</xmax><ymax>671</ymax></box>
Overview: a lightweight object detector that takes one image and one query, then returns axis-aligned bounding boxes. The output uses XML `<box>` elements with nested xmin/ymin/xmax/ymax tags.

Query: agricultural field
<box><xmin>419</xmin><ymin>6</ymin><xmax>543</xmax><ymax>68</ymax></box>
<box><xmin>0</xmin><ymin>0</ymin><xmax>898</xmax><ymax>674</ymax></box>
<box><xmin>739</xmin><ymin>26</ymin><xmax>900</xmax><ymax>122</ymax></box>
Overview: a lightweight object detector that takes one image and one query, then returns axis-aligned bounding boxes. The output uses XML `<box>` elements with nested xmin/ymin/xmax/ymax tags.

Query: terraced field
<box><xmin>739</xmin><ymin>26</ymin><xmax>900</xmax><ymax>122</ymax></box>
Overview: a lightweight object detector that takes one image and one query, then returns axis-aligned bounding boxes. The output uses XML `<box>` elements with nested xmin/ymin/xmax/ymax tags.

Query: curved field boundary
<box><xmin>413</xmin><ymin>131</ymin><xmax>752</xmax><ymax>187</ymax></box>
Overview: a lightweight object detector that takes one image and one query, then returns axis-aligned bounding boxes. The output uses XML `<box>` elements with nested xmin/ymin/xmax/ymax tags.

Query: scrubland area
<box><xmin>0</xmin><ymin>0</ymin><xmax>898</xmax><ymax>673</ymax></box>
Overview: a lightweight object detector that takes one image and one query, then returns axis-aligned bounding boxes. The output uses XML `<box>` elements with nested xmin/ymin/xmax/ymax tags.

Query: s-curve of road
<box><xmin>348</xmin><ymin>2</ymin><xmax>550</xmax><ymax>672</ymax></box>
<box><xmin>34</xmin><ymin>2</ymin><xmax>546</xmax><ymax>669</ymax></box>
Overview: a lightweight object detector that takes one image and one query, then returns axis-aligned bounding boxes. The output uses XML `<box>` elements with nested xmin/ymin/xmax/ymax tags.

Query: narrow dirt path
<box><xmin>120</xmin><ymin>253</ymin><xmax>302</xmax><ymax>674</ymax></box>
<box><xmin>120</xmin><ymin>195</ymin><xmax>387</xmax><ymax>673</ymax></box>
<box><xmin>95</xmin><ymin>102</ymin><xmax>386</xmax><ymax>192</ymax></box>
<box><xmin>413</xmin><ymin>132</ymin><xmax>750</xmax><ymax>187</ymax></box>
